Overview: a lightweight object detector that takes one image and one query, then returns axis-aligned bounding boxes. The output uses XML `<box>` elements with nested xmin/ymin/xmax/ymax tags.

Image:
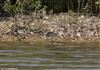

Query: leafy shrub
<box><xmin>3</xmin><ymin>0</ymin><xmax>16</xmax><ymax>15</ymax></box>
<box><xmin>1</xmin><ymin>0</ymin><xmax>100</xmax><ymax>16</ymax></box>
<box><xmin>3</xmin><ymin>0</ymin><xmax>44</xmax><ymax>15</ymax></box>
<box><xmin>95</xmin><ymin>0</ymin><xmax>100</xmax><ymax>5</ymax></box>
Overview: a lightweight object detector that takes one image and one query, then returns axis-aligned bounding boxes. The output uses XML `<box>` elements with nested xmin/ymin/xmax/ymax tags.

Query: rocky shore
<box><xmin>0</xmin><ymin>14</ymin><xmax>100</xmax><ymax>43</ymax></box>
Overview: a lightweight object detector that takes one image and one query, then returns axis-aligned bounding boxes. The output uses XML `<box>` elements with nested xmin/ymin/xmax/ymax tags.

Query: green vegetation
<box><xmin>2</xmin><ymin>0</ymin><xmax>44</xmax><ymax>15</ymax></box>
<box><xmin>0</xmin><ymin>0</ymin><xmax>100</xmax><ymax>16</ymax></box>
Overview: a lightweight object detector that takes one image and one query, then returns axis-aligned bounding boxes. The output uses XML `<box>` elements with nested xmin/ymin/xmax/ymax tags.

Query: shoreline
<box><xmin>0</xmin><ymin>14</ymin><xmax>100</xmax><ymax>44</ymax></box>
<box><xmin>0</xmin><ymin>35</ymin><xmax>100</xmax><ymax>44</ymax></box>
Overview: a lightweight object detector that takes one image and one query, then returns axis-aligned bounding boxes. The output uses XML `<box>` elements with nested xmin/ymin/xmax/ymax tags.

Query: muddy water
<box><xmin>0</xmin><ymin>42</ymin><xmax>100</xmax><ymax>70</ymax></box>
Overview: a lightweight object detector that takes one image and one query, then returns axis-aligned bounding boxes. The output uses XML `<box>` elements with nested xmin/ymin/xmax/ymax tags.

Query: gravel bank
<box><xmin>0</xmin><ymin>14</ymin><xmax>100</xmax><ymax>43</ymax></box>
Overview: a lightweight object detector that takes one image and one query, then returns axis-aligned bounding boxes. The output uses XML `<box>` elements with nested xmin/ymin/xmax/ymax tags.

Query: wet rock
<box><xmin>46</xmin><ymin>32</ymin><xmax>57</xmax><ymax>37</ymax></box>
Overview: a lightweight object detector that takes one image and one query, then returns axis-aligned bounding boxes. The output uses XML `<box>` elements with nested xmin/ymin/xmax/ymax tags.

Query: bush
<box><xmin>3</xmin><ymin>0</ymin><xmax>16</xmax><ymax>15</ymax></box>
<box><xmin>3</xmin><ymin>0</ymin><xmax>43</xmax><ymax>15</ymax></box>
<box><xmin>1</xmin><ymin>0</ymin><xmax>100</xmax><ymax>16</ymax></box>
<box><xmin>96</xmin><ymin>0</ymin><xmax>100</xmax><ymax>5</ymax></box>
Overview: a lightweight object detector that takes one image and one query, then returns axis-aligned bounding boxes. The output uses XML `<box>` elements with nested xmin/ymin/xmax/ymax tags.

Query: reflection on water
<box><xmin>0</xmin><ymin>42</ymin><xmax>100</xmax><ymax>70</ymax></box>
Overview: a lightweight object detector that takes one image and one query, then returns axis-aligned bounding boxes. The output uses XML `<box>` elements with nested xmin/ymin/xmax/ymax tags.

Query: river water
<box><xmin>0</xmin><ymin>42</ymin><xmax>100</xmax><ymax>70</ymax></box>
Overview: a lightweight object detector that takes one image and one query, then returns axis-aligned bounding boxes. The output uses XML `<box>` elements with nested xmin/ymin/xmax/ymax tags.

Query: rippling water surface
<box><xmin>0</xmin><ymin>42</ymin><xmax>100</xmax><ymax>70</ymax></box>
